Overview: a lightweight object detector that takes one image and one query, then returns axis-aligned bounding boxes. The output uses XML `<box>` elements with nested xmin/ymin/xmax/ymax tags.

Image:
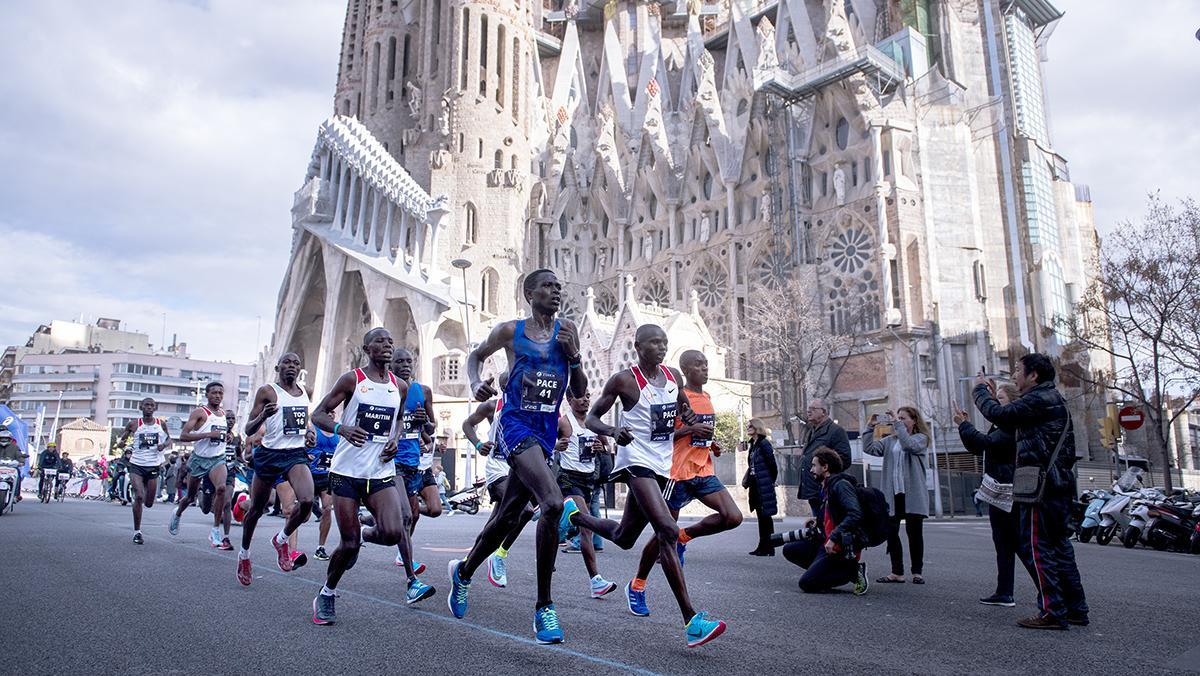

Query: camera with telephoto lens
<box><xmin>769</xmin><ymin>521</ymin><xmax>822</xmax><ymax>547</ymax></box>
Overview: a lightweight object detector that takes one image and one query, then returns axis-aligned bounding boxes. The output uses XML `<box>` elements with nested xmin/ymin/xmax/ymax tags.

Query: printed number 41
<box><xmin>539</xmin><ymin>388</ymin><xmax>551</xmax><ymax>399</ymax></box>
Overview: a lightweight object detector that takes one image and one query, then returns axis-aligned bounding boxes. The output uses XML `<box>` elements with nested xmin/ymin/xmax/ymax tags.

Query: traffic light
<box><xmin>1097</xmin><ymin>404</ymin><xmax>1121</xmax><ymax>449</ymax></box>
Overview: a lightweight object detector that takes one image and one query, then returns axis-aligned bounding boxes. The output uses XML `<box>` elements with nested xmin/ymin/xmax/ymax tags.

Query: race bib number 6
<box><xmin>356</xmin><ymin>405</ymin><xmax>396</xmax><ymax>443</ymax></box>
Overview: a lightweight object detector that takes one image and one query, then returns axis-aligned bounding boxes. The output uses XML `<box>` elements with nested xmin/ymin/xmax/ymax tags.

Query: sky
<box><xmin>1</xmin><ymin>0</ymin><xmax>1197</xmax><ymax>364</ymax></box>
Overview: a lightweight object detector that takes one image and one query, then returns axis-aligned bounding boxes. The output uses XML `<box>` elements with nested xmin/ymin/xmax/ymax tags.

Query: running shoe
<box><xmin>406</xmin><ymin>578</ymin><xmax>436</xmax><ymax>605</ymax></box>
<box><xmin>530</xmin><ymin>507</ymin><xmax>541</xmax><ymax>522</ymax></box>
<box><xmin>168</xmin><ymin>513</ymin><xmax>180</xmax><ymax>536</ymax></box>
<box><xmin>312</xmin><ymin>593</ymin><xmax>336</xmax><ymax>625</ymax></box>
<box><xmin>447</xmin><ymin>559</ymin><xmax>470</xmax><ymax>619</ymax></box>
<box><xmin>625</xmin><ymin>581</ymin><xmax>650</xmax><ymax>617</ymax></box>
<box><xmin>533</xmin><ymin>604</ymin><xmax>564</xmax><ymax>644</ymax></box>
<box><xmin>685</xmin><ymin>611</ymin><xmax>726</xmax><ymax>648</ymax></box>
<box><xmin>210</xmin><ymin>527</ymin><xmax>222</xmax><ymax>548</ymax></box>
<box><xmin>132</xmin><ymin>532</ymin><xmax>144</xmax><ymax>545</ymax></box>
<box><xmin>980</xmin><ymin>594</ymin><xmax>1016</xmax><ymax>607</ymax></box>
<box><xmin>393</xmin><ymin>554</ymin><xmax>426</xmax><ymax>575</ymax></box>
<box><xmin>290</xmin><ymin>550</ymin><xmax>308</xmax><ymax>570</ymax></box>
<box><xmin>218</xmin><ymin>538</ymin><xmax>234</xmax><ymax>551</ymax></box>
<box><xmin>559</xmin><ymin>498</ymin><xmax>580</xmax><ymax>542</ymax></box>
<box><xmin>487</xmin><ymin>553</ymin><xmax>508</xmax><ymax>588</ymax></box>
<box><xmin>853</xmin><ymin>562</ymin><xmax>869</xmax><ymax>596</ymax></box>
<box><xmin>314</xmin><ymin>546</ymin><xmax>329</xmax><ymax>561</ymax></box>
<box><xmin>237</xmin><ymin>557</ymin><xmax>253</xmax><ymax>586</ymax></box>
<box><xmin>562</xmin><ymin>542</ymin><xmax>582</xmax><ymax>554</ymax></box>
<box><xmin>676</xmin><ymin>539</ymin><xmax>687</xmax><ymax>566</ymax></box>
<box><xmin>590</xmin><ymin>575</ymin><xmax>617</xmax><ymax>599</ymax></box>
<box><xmin>273</xmin><ymin>534</ymin><xmax>295</xmax><ymax>572</ymax></box>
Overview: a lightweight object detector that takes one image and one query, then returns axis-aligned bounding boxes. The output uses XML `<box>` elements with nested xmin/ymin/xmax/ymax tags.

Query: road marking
<box><xmin>48</xmin><ymin>508</ymin><xmax>665</xmax><ymax>676</ymax></box>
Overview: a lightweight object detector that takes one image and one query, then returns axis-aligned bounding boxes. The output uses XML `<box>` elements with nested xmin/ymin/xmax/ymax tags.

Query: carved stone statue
<box><xmin>438</xmin><ymin>96</ymin><xmax>451</xmax><ymax>137</ymax></box>
<box><xmin>407</xmin><ymin>81</ymin><xmax>422</xmax><ymax>117</ymax></box>
<box><xmin>699</xmin><ymin>212</ymin><xmax>711</xmax><ymax>241</ymax></box>
<box><xmin>642</xmin><ymin>234</ymin><xmax>654</xmax><ymax>261</ymax></box>
<box><xmin>760</xmin><ymin>196</ymin><xmax>772</xmax><ymax>225</ymax></box>
<box><xmin>833</xmin><ymin>165</ymin><xmax>846</xmax><ymax>206</ymax></box>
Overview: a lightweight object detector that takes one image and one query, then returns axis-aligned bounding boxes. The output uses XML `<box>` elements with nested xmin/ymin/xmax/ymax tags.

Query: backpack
<box><xmin>855</xmin><ymin>484</ymin><xmax>895</xmax><ymax>548</ymax></box>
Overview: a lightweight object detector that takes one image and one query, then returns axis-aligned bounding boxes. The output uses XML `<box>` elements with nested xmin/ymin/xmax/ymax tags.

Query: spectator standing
<box><xmin>798</xmin><ymin>399</ymin><xmax>851</xmax><ymax>516</ymax></box>
<box><xmin>955</xmin><ymin>383</ymin><xmax>1019</xmax><ymax>608</ymax></box>
<box><xmin>864</xmin><ymin>407</ymin><xmax>930</xmax><ymax>584</ymax></box>
<box><xmin>435</xmin><ymin>463</ymin><xmax>452</xmax><ymax>514</ymax></box>
<box><xmin>162</xmin><ymin>452</ymin><xmax>179</xmax><ymax>502</ymax></box>
<box><xmin>973</xmin><ymin>353</ymin><xmax>1088</xmax><ymax>630</ymax></box>
<box><xmin>783</xmin><ymin>448</ymin><xmax>869</xmax><ymax>594</ymax></box>
<box><xmin>743</xmin><ymin>418</ymin><xmax>778</xmax><ymax>556</ymax></box>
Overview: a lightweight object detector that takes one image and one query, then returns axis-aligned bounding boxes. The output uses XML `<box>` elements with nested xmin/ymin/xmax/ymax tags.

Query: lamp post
<box><xmin>451</xmin><ymin>258</ymin><xmax>473</xmax><ymax>350</ymax></box>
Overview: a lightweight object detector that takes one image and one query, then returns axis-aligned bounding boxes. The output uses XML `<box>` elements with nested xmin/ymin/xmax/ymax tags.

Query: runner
<box><xmin>556</xmin><ymin>391</ymin><xmax>618</xmax><ymax>598</ymax></box>
<box><xmin>459</xmin><ymin>374</ymin><xmax>538</xmax><ymax>589</ymax></box>
<box><xmin>446</xmin><ymin>269</ymin><xmax>583</xmax><ymax>645</ymax></box>
<box><xmin>238</xmin><ymin>352</ymin><xmax>316</xmax><ymax>585</ymax></box>
<box><xmin>170</xmin><ymin>382</ymin><xmax>231</xmax><ymax>544</ymax></box>
<box><xmin>308</xmin><ymin>426</ymin><xmax>337</xmax><ymax>561</ymax></box>
<box><xmin>572</xmin><ymin>325</ymin><xmax>727</xmax><ymax>648</ymax></box>
<box><xmin>629</xmin><ymin>350</ymin><xmax>742</xmax><ymax>605</ymax></box>
<box><xmin>310</xmin><ymin>329</ymin><xmax>434</xmax><ymax>624</ymax></box>
<box><xmin>217</xmin><ymin>415</ymin><xmax>242</xmax><ymax>551</ymax></box>
<box><xmin>389</xmin><ymin>347</ymin><xmax>438</xmax><ymax>573</ymax></box>
<box><xmin>116</xmin><ymin>398</ymin><xmax>171</xmax><ymax>545</ymax></box>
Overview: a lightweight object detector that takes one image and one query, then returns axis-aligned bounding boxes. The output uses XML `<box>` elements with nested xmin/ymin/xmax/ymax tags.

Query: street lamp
<box><xmin>451</xmin><ymin>258</ymin><xmax>473</xmax><ymax>350</ymax></box>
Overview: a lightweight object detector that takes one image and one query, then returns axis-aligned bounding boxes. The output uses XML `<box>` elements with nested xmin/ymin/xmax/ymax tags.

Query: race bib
<box><xmin>356</xmin><ymin>405</ymin><xmax>396</xmax><ymax>443</ymax></box>
<box><xmin>311</xmin><ymin>450</ymin><xmax>332</xmax><ymax>471</ymax></box>
<box><xmin>209</xmin><ymin>424</ymin><xmax>227</xmax><ymax>438</ymax></box>
<box><xmin>690</xmin><ymin>413</ymin><xmax>716</xmax><ymax>448</ymax></box>
<box><xmin>520</xmin><ymin>370</ymin><xmax>563</xmax><ymax>413</ymax></box>
<box><xmin>577</xmin><ymin>435</ymin><xmax>597</xmax><ymax>463</ymax></box>
<box><xmin>281</xmin><ymin>406</ymin><xmax>307</xmax><ymax>436</ymax></box>
<box><xmin>137</xmin><ymin>432</ymin><xmax>158</xmax><ymax>449</ymax></box>
<box><xmin>225</xmin><ymin>444</ymin><xmax>237</xmax><ymax>463</ymax></box>
<box><xmin>401</xmin><ymin>409</ymin><xmax>422</xmax><ymax>440</ymax></box>
<box><xmin>649</xmin><ymin>403</ymin><xmax>678</xmax><ymax>442</ymax></box>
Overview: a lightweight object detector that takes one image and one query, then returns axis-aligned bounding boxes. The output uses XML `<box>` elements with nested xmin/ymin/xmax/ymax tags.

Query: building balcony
<box><xmin>13</xmin><ymin>371</ymin><xmax>99</xmax><ymax>383</ymax></box>
<box><xmin>10</xmin><ymin>390</ymin><xmax>95</xmax><ymax>402</ymax></box>
<box><xmin>108</xmin><ymin>389</ymin><xmax>200</xmax><ymax>407</ymax></box>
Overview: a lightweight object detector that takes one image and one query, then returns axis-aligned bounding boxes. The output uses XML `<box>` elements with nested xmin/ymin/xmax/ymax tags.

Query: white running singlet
<box><xmin>612</xmin><ymin>365</ymin><xmax>678</xmax><ymax>478</ymax></box>
<box><xmin>192</xmin><ymin>407</ymin><xmax>227</xmax><ymax>459</ymax></box>
<box><xmin>559</xmin><ymin>412</ymin><xmax>597</xmax><ymax>474</ymax></box>
<box><xmin>262</xmin><ymin>383</ymin><xmax>311</xmax><ymax>450</ymax></box>
<box><xmin>130</xmin><ymin>418</ymin><xmax>166</xmax><ymax>468</ymax></box>
<box><xmin>484</xmin><ymin>395</ymin><xmax>509</xmax><ymax>486</ymax></box>
<box><xmin>331</xmin><ymin>369</ymin><xmax>401</xmax><ymax>480</ymax></box>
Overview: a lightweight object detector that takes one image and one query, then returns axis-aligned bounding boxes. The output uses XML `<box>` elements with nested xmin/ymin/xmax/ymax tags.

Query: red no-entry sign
<box><xmin>1118</xmin><ymin>406</ymin><xmax>1145</xmax><ymax>431</ymax></box>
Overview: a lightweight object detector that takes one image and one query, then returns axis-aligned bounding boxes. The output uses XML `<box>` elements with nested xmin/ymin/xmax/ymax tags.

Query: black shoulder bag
<box><xmin>1011</xmin><ymin>419</ymin><xmax>1070</xmax><ymax>505</ymax></box>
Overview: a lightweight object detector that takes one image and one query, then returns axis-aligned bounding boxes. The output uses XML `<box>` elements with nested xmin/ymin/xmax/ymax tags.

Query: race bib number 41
<box><xmin>649</xmin><ymin>403</ymin><xmax>678</xmax><ymax>442</ymax></box>
<box><xmin>520</xmin><ymin>370</ymin><xmax>564</xmax><ymax>413</ymax></box>
<box><xmin>356</xmin><ymin>405</ymin><xmax>396</xmax><ymax>443</ymax></box>
<box><xmin>282</xmin><ymin>406</ymin><xmax>308</xmax><ymax>436</ymax></box>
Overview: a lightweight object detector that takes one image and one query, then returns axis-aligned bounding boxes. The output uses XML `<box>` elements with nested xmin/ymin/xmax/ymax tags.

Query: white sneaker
<box><xmin>590</xmin><ymin>575</ymin><xmax>617</xmax><ymax>599</ymax></box>
<box><xmin>210</xmin><ymin>527</ymin><xmax>222</xmax><ymax>547</ymax></box>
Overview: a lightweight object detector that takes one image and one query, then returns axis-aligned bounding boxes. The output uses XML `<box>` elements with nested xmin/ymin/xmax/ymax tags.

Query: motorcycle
<box><xmin>1144</xmin><ymin>496</ymin><xmax>1199</xmax><ymax>552</ymax></box>
<box><xmin>0</xmin><ymin>459</ymin><xmax>21</xmax><ymax>515</ymax></box>
<box><xmin>1191</xmin><ymin>502</ymin><xmax>1200</xmax><ymax>555</ymax></box>
<box><xmin>1094</xmin><ymin>467</ymin><xmax>1147</xmax><ymax>546</ymax></box>
<box><xmin>445</xmin><ymin>479</ymin><xmax>486</xmax><ymax>515</ymax></box>
<box><xmin>1077</xmin><ymin>489</ymin><xmax>1109</xmax><ymax>543</ymax></box>
<box><xmin>1123</xmin><ymin>489</ymin><xmax>1168</xmax><ymax>549</ymax></box>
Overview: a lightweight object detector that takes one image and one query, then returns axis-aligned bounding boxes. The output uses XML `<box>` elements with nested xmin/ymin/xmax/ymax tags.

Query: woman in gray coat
<box><xmin>864</xmin><ymin>406</ymin><xmax>930</xmax><ymax>584</ymax></box>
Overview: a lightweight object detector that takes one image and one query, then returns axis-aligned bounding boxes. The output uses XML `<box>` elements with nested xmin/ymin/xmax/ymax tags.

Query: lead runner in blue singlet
<box><xmin>446</xmin><ymin>269</ymin><xmax>586</xmax><ymax>645</ymax></box>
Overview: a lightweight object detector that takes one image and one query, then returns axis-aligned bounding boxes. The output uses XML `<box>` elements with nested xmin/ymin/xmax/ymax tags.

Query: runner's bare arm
<box><xmin>558</xmin><ymin>318</ymin><xmax>588</xmax><ymax>399</ymax></box>
<box><xmin>177</xmin><ymin>408</ymin><xmax>213</xmax><ymax>443</ymax></box>
<box><xmin>116</xmin><ymin>420</ymin><xmax>137</xmax><ymax>449</ymax></box>
<box><xmin>158</xmin><ymin>420</ymin><xmax>172</xmax><ymax>451</ymax></box>
<box><xmin>243</xmin><ymin>384</ymin><xmax>278</xmax><ymax>437</ymax></box>
<box><xmin>586</xmin><ymin>373</ymin><xmax>634</xmax><ymax>445</ymax></box>
<box><xmin>312</xmin><ymin>371</ymin><xmax>368</xmax><ymax>446</ymax></box>
<box><xmin>670</xmin><ymin>367</ymin><xmax>697</xmax><ymax>425</ymax></box>
<box><xmin>462</xmin><ymin>400</ymin><xmax>497</xmax><ymax>454</ymax></box>
<box><xmin>467</xmin><ymin>321</ymin><xmax>516</xmax><ymax>401</ymax></box>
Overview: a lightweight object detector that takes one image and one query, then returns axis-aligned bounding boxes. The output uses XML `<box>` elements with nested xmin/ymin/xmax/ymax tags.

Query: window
<box><xmin>494</xmin><ymin>149</ymin><xmax>504</xmax><ymax>169</ymax></box>
<box><xmin>836</xmin><ymin>117</ymin><xmax>850</xmax><ymax>150</ymax></box>
<box><xmin>464</xmin><ymin>202</ymin><xmax>478</xmax><ymax>244</ymax></box>
<box><xmin>460</xmin><ymin>7</ymin><xmax>470</xmax><ymax>90</ymax></box>
<box><xmin>496</xmin><ymin>24</ymin><xmax>506</xmax><ymax>106</ymax></box>
<box><xmin>480</xmin><ymin>267</ymin><xmax>499</xmax><ymax>315</ymax></box>
<box><xmin>479</xmin><ymin>13</ymin><xmax>488</xmax><ymax>96</ymax></box>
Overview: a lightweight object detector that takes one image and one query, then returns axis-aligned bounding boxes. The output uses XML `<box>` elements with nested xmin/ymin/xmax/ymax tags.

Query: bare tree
<box><xmin>1063</xmin><ymin>195</ymin><xmax>1200</xmax><ymax>493</ymax></box>
<box><xmin>739</xmin><ymin>266</ymin><xmax>869</xmax><ymax>443</ymax></box>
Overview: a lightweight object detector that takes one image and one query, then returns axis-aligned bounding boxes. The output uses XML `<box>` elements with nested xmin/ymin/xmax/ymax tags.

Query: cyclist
<box><xmin>37</xmin><ymin>442</ymin><xmax>60</xmax><ymax>502</ymax></box>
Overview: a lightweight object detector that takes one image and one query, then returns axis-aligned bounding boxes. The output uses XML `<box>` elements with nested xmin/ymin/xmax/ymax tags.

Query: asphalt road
<box><xmin>2</xmin><ymin>496</ymin><xmax>1198</xmax><ymax>675</ymax></box>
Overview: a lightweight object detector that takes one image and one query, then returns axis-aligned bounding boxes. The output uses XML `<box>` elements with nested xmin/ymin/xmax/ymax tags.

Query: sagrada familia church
<box><xmin>264</xmin><ymin>0</ymin><xmax>1103</xmax><ymax>461</ymax></box>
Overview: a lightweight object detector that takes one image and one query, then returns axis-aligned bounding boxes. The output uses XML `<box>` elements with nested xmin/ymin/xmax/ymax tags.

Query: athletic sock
<box><xmin>238</xmin><ymin>548</ymin><xmax>250</xmax><ymax>560</ymax></box>
<box><xmin>631</xmin><ymin>578</ymin><xmax>647</xmax><ymax>592</ymax></box>
<box><xmin>496</xmin><ymin>545</ymin><xmax>509</xmax><ymax>558</ymax></box>
<box><xmin>678</xmin><ymin>529</ymin><xmax>693</xmax><ymax>545</ymax></box>
<box><xmin>275</xmin><ymin>528</ymin><xmax>287</xmax><ymax>544</ymax></box>
<box><xmin>320</xmin><ymin>585</ymin><xmax>336</xmax><ymax>596</ymax></box>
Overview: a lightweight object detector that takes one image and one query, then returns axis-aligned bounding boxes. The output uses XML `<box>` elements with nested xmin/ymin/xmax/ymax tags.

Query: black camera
<box><xmin>769</xmin><ymin>522</ymin><xmax>821</xmax><ymax>547</ymax></box>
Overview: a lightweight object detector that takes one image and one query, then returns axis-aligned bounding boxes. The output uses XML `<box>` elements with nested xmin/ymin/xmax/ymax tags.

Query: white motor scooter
<box><xmin>1123</xmin><ymin>488</ymin><xmax>1168</xmax><ymax>549</ymax></box>
<box><xmin>1094</xmin><ymin>467</ymin><xmax>1145</xmax><ymax>546</ymax></box>
<box><xmin>0</xmin><ymin>459</ymin><xmax>21</xmax><ymax>515</ymax></box>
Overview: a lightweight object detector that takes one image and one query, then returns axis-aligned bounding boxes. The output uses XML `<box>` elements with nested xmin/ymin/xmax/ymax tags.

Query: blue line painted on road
<box><xmin>59</xmin><ymin>509</ymin><xmax>664</xmax><ymax>676</ymax></box>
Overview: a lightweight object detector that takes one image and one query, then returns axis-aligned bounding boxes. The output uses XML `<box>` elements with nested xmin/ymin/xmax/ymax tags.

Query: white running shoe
<box><xmin>590</xmin><ymin>575</ymin><xmax>617</xmax><ymax>599</ymax></box>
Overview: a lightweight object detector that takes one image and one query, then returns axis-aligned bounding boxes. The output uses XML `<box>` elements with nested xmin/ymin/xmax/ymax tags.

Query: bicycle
<box><xmin>38</xmin><ymin>469</ymin><xmax>55</xmax><ymax>504</ymax></box>
<box><xmin>55</xmin><ymin>471</ymin><xmax>71</xmax><ymax>502</ymax></box>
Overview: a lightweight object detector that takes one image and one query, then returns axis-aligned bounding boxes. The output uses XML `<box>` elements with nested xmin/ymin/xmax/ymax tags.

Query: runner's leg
<box><xmin>208</xmin><ymin>463</ymin><xmax>228</xmax><ymax>529</ymax></box>
<box><xmin>461</xmin><ymin>476</ymin><xmax>534</xmax><ymax>579</ymax></box>
<box><xmin>633</xmin><ymin>508</ymin><xmax>680</xmax><ymax>582</ymax></box>
<box><xmin>628</xmin><ymin>478</ymin><xmax>696</xmax><ymax>622</ymax></box>
<box><xmin>277</xmin><ymin>482</ymin><xmax>299</xmax><ymax>550</ymax></box>
<box><xmin>420</xmin><ymin>484</ymin><xmax>442</xmax><ymax>518</ymax></box>
<box><xmin>282</xmin><ymin>463</ymin><xmax>315</xmax><ymax>541</ymax></box>
<box><xmin>325</xmin><ymin>495</ymin><xmax>363</xmax><ymax>590</ymax></box>
<box><xmin>129</xmin><ymin>473</ymin><xmax>147</xmax><ymax>531</ymax></box>
<box><xmin>507</xmin><ymin>448</ymin><xmax>567</xmax><ymax>607</ymax></box>
<box><xmin>318</xmin><ymin>491</ymin><xmax>333</xmax><ymax>548</ymax></box>
<box><xmin>687</xmin><ymin>489</ymin><xmax>743</xmax><ymax>538</ymax></box>
<box><xmin>176</xmin><ymin>474</ymin><xmax>202</xmax><ymax>517</ymax></box>
<box><xmin>240</xmin><ymin>475</ymin><xmax>274</xmax><ymax>551</ymax></box>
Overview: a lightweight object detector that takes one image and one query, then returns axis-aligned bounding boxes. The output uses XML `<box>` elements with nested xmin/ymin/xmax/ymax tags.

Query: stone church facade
<box><xmin>265</xmin><ymin>0</ymin><xmax>1104</xmax><ymax>455</ymax></box>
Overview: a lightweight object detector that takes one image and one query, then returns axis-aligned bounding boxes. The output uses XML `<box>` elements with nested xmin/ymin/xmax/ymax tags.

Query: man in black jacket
<box><xmin>37</xmin><ymin>443</ymin><xmax>60</xmax><ymax>499</ymax></box>
<box><xmin>798</xmin><ymin>399</ymin><xmax>851</xmax><ymax>515</ymax></box>
<box><xmin>783</xmin><ymin>448</ymin><xmax>868</xmax><ymax>595</ymax></box>
<box><xmin>973</xmin><ymin>353</ymin><xmax>1088</xmax><ymax>630</ymax></box>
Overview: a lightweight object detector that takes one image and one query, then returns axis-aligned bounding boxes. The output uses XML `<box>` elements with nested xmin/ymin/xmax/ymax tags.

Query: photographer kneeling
<box><xmin>781</xmin><ymin>447</ymin><xmax>868</xmax><ymax>595</ymax></box>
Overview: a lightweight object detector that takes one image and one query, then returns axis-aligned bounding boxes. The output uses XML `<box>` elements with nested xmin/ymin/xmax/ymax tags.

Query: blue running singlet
<box><xmin>496</xmin><ymin>319</ymin><xmax>570</xmax><ymax>460</ymax></box>
<box><xmin>395</xmin><ymin>381</ymin><xmax>425</xmax><ymax>466</ymax></box>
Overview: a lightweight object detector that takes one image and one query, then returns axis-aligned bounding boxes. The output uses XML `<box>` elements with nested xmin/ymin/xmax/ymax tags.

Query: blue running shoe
<box><xmin>406</xmin><ymin>578</ymin><xmax>436</xmax><ymax>605</ymax></box>
<box><xmin>559</xmin><ymin>498</ymin><xmax>580</xmax><ymax>542</ymax></box>
<box><xmin>168</xmin><ymin>513</ymin><xmax>180</xmax><ymax>536</ymax></box>
<box><xmin>685</xmin><ymin>611</ymin><xmax>726</xmax><ymax>648</ymax></box>
<box><xmin>447</xmin><ymin>559</ymin><xmax>470</xmax><ymax>619</ymax></box>
<box><xmin>625</xmin><ymin>581</ymin><xmax>649</xmax><ymax>617</ymax></box>
<box><xmin>676</xmin><ymin>539</ymin><xmax>687</xmax><ymax>566</ymax></box>
<box><xmin>534</xmin><ymin>604</ymin><xmax>564</xmax><ymax>644</ymax></box>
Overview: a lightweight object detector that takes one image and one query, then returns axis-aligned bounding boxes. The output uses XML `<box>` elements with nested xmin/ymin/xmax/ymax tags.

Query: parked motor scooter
<box><xmin>446</xmin><ymin>479</ymin><xmax>486</xmax><ymax>515</ymax></box>
<box><xmin>1094</xmin><ymin>467</ymin><xmax>1145</xmax><ymax>545</ymax></box>
<box><xmin>1123</xmin><ymin>488</ymin><xmax>1168</xmax><ymax>549</ymax></box>
<box><xmin>1144</xmin><ymin>496</ymin><xmax>1199</xmax><ymax>552</ymax></box>
<box><xmin>1077</xmin><ymin>489</ymin><xmax>1109</xmax><ymax>543</ymax></box>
